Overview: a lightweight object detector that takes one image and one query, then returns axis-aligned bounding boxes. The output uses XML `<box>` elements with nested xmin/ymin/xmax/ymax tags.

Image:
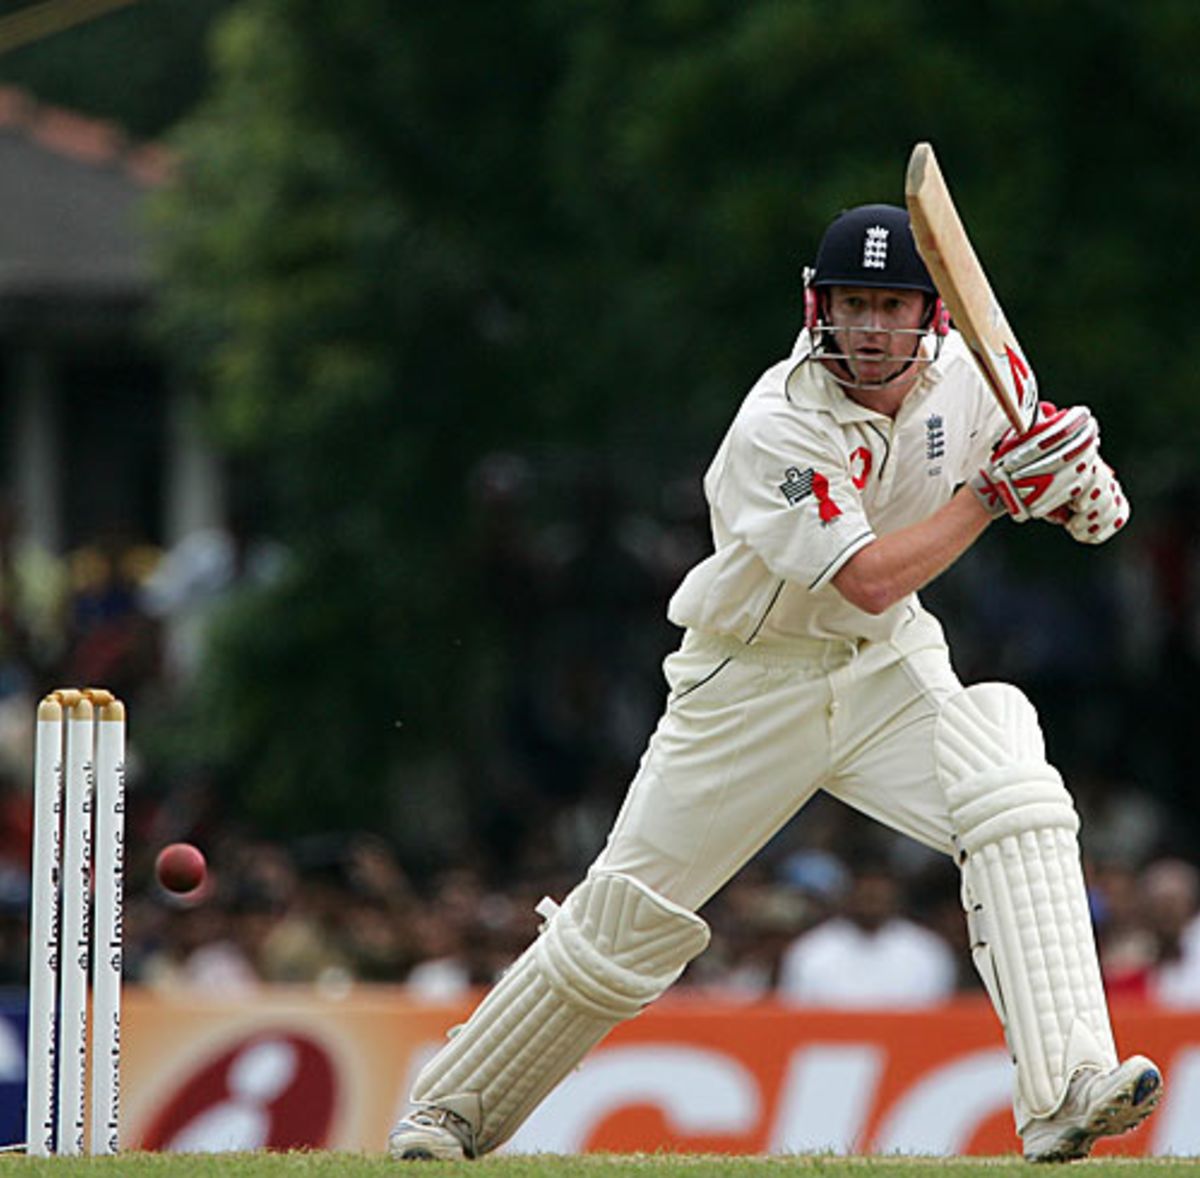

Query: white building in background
<box><xmin>0</xmin><ymin>85</ymin><xmax>223</xmax><ymax>554</ymax></box>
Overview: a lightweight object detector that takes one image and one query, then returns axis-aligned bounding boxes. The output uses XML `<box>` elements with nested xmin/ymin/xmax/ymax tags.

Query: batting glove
<box><xmin>1060</xmin><ymin>457</ymin><xmax>1130</xmax><ymax>544</ymax></box>
<box><xmin>970</xmin><ymin>402</ymin><xmax>1100</xmax><ymax>522</ymax></box>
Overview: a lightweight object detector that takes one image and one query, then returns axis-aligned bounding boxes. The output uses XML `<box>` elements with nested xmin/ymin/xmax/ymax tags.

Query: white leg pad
<box><xmin>410</xmin><ymin>870</ymin><xmax>710</xmax><ymax>1155</ymax></box>
<box><xmin>937</xmin><ymin>683</ymin><xmax>1116</xmax><ymax>1122</ymax></box>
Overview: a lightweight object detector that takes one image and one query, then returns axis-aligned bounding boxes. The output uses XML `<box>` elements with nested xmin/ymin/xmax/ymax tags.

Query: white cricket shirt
<box><xmin>668</xmin><ymin>330</ymin><xmax>1008</xmax><ymax>644</ymax></box>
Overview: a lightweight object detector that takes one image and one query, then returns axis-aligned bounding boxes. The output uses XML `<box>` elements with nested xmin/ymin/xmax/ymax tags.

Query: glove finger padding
<box><xmin>1065</xmin><ymin>458</ymin><xmax>1129</xmax><ymax>544</ymax></box>
<box><xmin>971</xmin><ymin>403</ymin><xmax>1099</xmax><ymax>522</ymax></box>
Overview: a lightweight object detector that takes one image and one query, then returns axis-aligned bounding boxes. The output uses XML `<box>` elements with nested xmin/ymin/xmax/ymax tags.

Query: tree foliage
<box><xmin>148</xmin><ymin>0</ymin><xmax>1200</xmax><ymax>842</ymax></box>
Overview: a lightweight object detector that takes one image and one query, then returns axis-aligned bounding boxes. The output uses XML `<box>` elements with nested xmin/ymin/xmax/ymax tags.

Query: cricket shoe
<box><xmin>1021</xmin><ymin>1054</ymin><xmax>1162</xmax><ymax>1163</ymax></box>
<box><xmin>388</xmin><ymin>1105</ymin><xmax>476</xmax><ymax>1161</ymax></box>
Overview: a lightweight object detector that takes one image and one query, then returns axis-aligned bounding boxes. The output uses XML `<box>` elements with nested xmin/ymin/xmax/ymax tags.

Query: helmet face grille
<box><xmin>810</xmin><ymin>204</ymin><xmax>936</xmax><ymax>295</ymax></box>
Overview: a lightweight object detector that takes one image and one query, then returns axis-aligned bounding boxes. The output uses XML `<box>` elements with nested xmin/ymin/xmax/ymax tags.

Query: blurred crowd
<box><xmin>1</xmin><ymin>451</ymin><xmax>1200</xmax><ymax>1007</ymax></box>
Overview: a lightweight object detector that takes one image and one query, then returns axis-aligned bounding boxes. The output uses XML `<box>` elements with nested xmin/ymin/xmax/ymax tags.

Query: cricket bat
<box><xmin>905</xmin><ymin>142</ymin><xmax>1037</xmax><ymax>432</ymax></box>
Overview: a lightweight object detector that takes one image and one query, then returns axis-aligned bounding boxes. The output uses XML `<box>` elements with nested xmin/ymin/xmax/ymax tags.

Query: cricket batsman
<box><xmin>389</xmin><ymin>203</ymin><xmax>1162</xmax><ymax>1163</ymax></box>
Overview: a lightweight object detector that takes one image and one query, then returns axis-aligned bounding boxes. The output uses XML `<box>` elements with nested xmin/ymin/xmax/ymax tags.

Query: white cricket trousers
<box><xmin>592</xmin><ymin>607</ymin><xmax>966</xmax><ymax>912</ymax></box>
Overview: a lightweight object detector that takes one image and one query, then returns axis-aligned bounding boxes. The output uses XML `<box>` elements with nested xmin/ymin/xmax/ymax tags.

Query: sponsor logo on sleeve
<box><xmin>779</xmin><ymin>467</ymin><xmax>842</xmax><ymax>523</ymax></box>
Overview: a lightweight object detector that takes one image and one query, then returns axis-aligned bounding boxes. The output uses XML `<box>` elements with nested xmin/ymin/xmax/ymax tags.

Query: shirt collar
<box><xmin>784</xmin><ymin>340</ymin><xmax>942</xmax><ymax>426</ymax></box>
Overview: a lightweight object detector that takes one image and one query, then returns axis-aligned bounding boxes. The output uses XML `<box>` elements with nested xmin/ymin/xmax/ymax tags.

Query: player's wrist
<box><xmin>969</xmin><ymin>469</ymin><xmax>1014</xmax><ymax>520</ymax></box>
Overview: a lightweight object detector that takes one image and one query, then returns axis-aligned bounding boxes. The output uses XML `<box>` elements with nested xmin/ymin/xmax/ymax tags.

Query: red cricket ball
<box><xmin>155</xmin><ymin>842</ymin><xmax>207</xmax><ymax>894</ymax></box>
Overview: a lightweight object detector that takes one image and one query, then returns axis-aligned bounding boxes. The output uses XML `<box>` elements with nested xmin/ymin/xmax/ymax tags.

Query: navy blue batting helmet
<box><xmin>809</xmin><ymin>204</ymin><xmax>936</xmax><ymax>294</ymax></box>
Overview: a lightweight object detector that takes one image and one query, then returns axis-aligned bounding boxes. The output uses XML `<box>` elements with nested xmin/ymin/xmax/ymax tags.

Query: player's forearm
<box><xmin>832</xmin><ymin>486</ymin><xmax>992</xmax><ymax>615</ymax></box>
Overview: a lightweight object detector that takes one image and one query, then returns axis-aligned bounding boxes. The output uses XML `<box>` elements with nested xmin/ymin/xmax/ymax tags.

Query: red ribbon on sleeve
<box><xmin>812</xmin><ymin>472</ymin><xmax>842</xmax><ymax>523</ymax></box>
